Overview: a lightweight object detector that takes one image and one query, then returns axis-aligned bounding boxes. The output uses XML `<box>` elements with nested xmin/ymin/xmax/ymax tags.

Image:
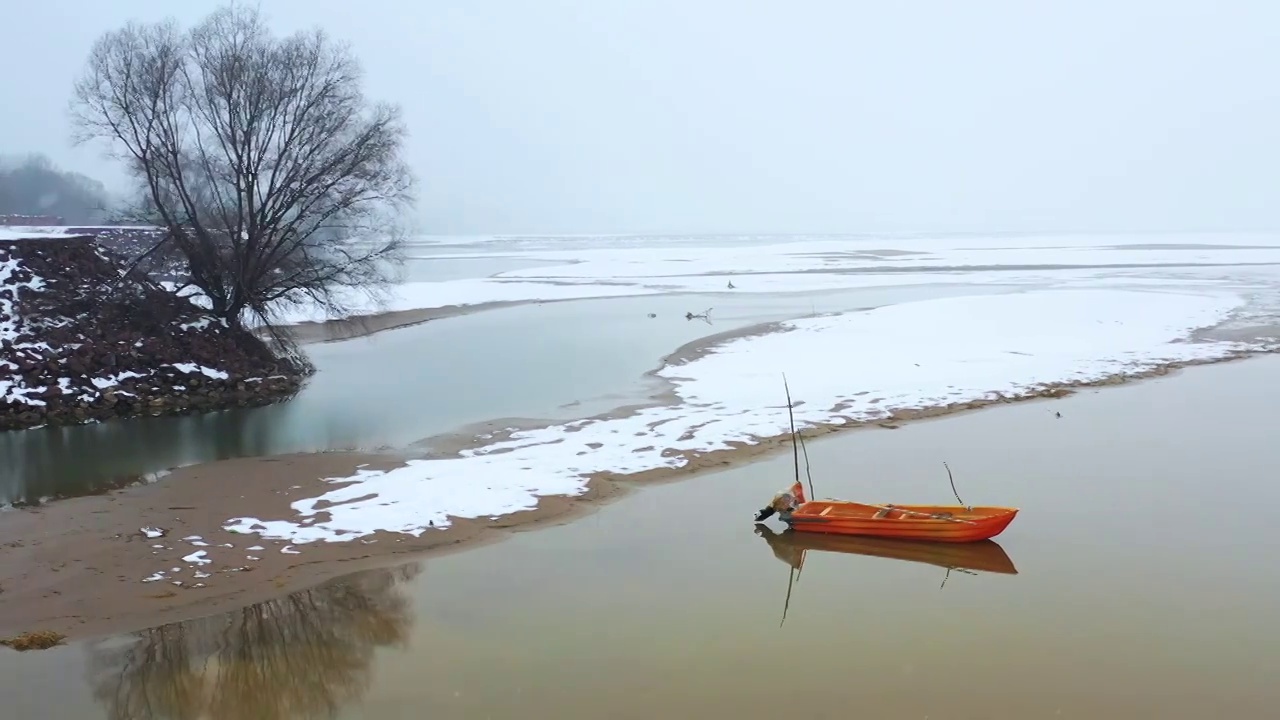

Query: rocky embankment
<box><xmin>0</xmin><ymin>235</ymin><xmax>304</xmax><ymax>431</ymax></box>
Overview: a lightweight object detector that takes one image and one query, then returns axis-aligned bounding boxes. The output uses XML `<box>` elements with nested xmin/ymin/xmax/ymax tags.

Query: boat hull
<box><xmin>782</xmin><ymin>501</ymin><xmax>1018</xmax><ymax>543</ymax></box>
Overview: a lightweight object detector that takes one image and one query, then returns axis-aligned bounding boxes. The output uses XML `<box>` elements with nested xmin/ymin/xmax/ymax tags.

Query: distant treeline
<box><xmin>0</xmin><ymin>154</ymin><xmax>110</xmax><ymax>225</ymax></box>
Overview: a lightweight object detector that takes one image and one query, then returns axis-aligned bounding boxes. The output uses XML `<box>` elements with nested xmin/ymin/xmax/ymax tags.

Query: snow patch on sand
<box><xmin>225</xmin><ymin>287</ymin><xmax>1266</xmax><ymax>543</ymax></box>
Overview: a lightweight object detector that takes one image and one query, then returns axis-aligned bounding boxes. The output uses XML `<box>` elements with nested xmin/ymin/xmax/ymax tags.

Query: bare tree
<box><xmin>70</xmin><ymin>4</ymin><xmax>413</xmax><ymax>330</ymax></box>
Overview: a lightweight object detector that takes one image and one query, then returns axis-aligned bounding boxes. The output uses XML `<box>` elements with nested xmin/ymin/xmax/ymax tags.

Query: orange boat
<box><xmin>755</xmin><ymin>480</ymin><xmax>1018</xmax><ymax>543</ymax></box>
<box><xmin>756</xmin><ymin>378</ymin><xmax>1020</xmax><ymax>543</ymax></box>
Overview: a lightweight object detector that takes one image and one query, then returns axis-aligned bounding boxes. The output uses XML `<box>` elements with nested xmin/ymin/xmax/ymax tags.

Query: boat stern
<box><xmin>754</xmin><ymin>480</ymin><xmax>805</xmax><ymax>522</ymax></box>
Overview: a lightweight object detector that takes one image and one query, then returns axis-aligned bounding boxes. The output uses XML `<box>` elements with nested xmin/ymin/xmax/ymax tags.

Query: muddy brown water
<box><xmin>5</xmin><ymin>356</ymin><xmax>1280</xmax><ymax>719</ymax></box>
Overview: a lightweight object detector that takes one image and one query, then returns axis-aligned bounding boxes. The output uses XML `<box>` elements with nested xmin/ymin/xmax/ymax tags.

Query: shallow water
<box><xmin>9</xmin><ymin>355</ymin><xmax>1279</xmax><ymax>718</ymax></box>
<box><xmin>1</xmin><ymin>282</ymin><xmax>1013</xmax><ymax>504</ymax></box>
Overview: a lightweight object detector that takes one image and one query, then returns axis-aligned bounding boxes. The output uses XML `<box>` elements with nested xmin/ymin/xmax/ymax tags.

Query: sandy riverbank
<box><xmin>0</xmin><ymin>452</ymin><xmax>623</xmax><ymax>641</ymax></box>
<box><xmin>0</xmin><ymin>343</ymin><xmax>1271</xmax><ymax>643</ymax></box>
<box><xmin>280</xmin><ymin>300</ymin><xmax>524</xmax><ymax>344</ymax></box>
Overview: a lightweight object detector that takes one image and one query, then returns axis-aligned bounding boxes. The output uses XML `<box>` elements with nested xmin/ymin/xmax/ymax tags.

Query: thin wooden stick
<box><xmin>782</xmin><ymin>374</ymin><xmax>814</xmax><ymax>500</ymax></box>
<box><xmin>798</xmin><ymin>425</ymin><xmax>815</xmax><ymax>500</ymax></box>
<box><xmin>783</xmin><ymin>374</ymin><xmax>799</xmax><ymax>485</ymax></box>
<box><xmin>940</xmin><ymin>566</ymin><xmax>978</xmax><ymax>589</ymax></box>
<box><xmin>943</xmin><ymin>461</ymin><xmax>971</xmax><ymax>510</ymax></box>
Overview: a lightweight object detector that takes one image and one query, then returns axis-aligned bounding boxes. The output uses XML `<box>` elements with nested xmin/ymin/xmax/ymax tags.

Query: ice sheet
<box><xmin>19</xmin><ymin>227</ymin><xmax>1280</xmax><ymax>326</ymax></box>
<box><xmin>273</xmin><ymin>231</ymin><xmax>1280</xmax><ymax>324</ymax></box>
<box><xmin>88</xmin><ymin>229</ymin><xmax>1278</xmax><ymax>325</ymax></box>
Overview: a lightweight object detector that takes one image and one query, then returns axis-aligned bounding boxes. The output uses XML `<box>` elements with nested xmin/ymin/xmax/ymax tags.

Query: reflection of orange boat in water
<box><xmin>755</xmin><ymin>524</ymin><xmax>1018</xmax><ymax>576</ymax></box>
<box><xmin>756</xmin><ymin>524</ymin><xmax>1019</xmax><ymax>624</ymax></box>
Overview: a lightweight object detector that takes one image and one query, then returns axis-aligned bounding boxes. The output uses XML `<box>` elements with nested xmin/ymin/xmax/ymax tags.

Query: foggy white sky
<box><xmin>2</xmin><ymin>0</ymin><xmax>1277</xmax><ymax>234</ymax></box>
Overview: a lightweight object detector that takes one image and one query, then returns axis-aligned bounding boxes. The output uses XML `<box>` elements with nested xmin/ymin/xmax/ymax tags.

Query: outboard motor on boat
<box><xmin>754</xmin><ymin>482</ymin><xmax>804</xmax><ymax>522</ymax></box>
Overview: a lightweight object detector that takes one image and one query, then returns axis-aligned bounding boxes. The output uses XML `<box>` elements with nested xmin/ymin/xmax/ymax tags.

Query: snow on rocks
<box><xmin>0</xmin><ymin>235</ymin><xmax>302</xmax><ymax>431</ymax></box>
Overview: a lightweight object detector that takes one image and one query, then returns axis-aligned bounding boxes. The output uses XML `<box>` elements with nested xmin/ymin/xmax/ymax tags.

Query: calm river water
<box><xmin>7</xmin><ymin>355</ymin><xmax>1278</xmax><ymax>719</ymax></box>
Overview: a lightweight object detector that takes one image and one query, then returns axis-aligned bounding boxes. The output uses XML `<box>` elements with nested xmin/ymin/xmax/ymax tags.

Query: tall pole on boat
<box><xmin>798</xmin><ymin>423</ymin><xmax>815</xmax><ymax>498</ymax></box>
<box><xmin>783</xmin><ymin>375</ymin><xmax>799</xmax><ymax>484</ymax></box>
<box><xmin>943</xmin><ymin>461</ymin><xmax>971</xmax><ymax>511</ymax></box>
<box><xmin>782</xmin><ymin>374</ymin><xmax>814</xmax><ymax>499</ymax></box>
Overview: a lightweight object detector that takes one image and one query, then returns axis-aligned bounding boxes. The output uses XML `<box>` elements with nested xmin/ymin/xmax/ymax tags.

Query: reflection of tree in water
<box><xmin>87</xmin><ymin>563</ymin><xmax>420</xmax><ymax>720</ymax></box>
